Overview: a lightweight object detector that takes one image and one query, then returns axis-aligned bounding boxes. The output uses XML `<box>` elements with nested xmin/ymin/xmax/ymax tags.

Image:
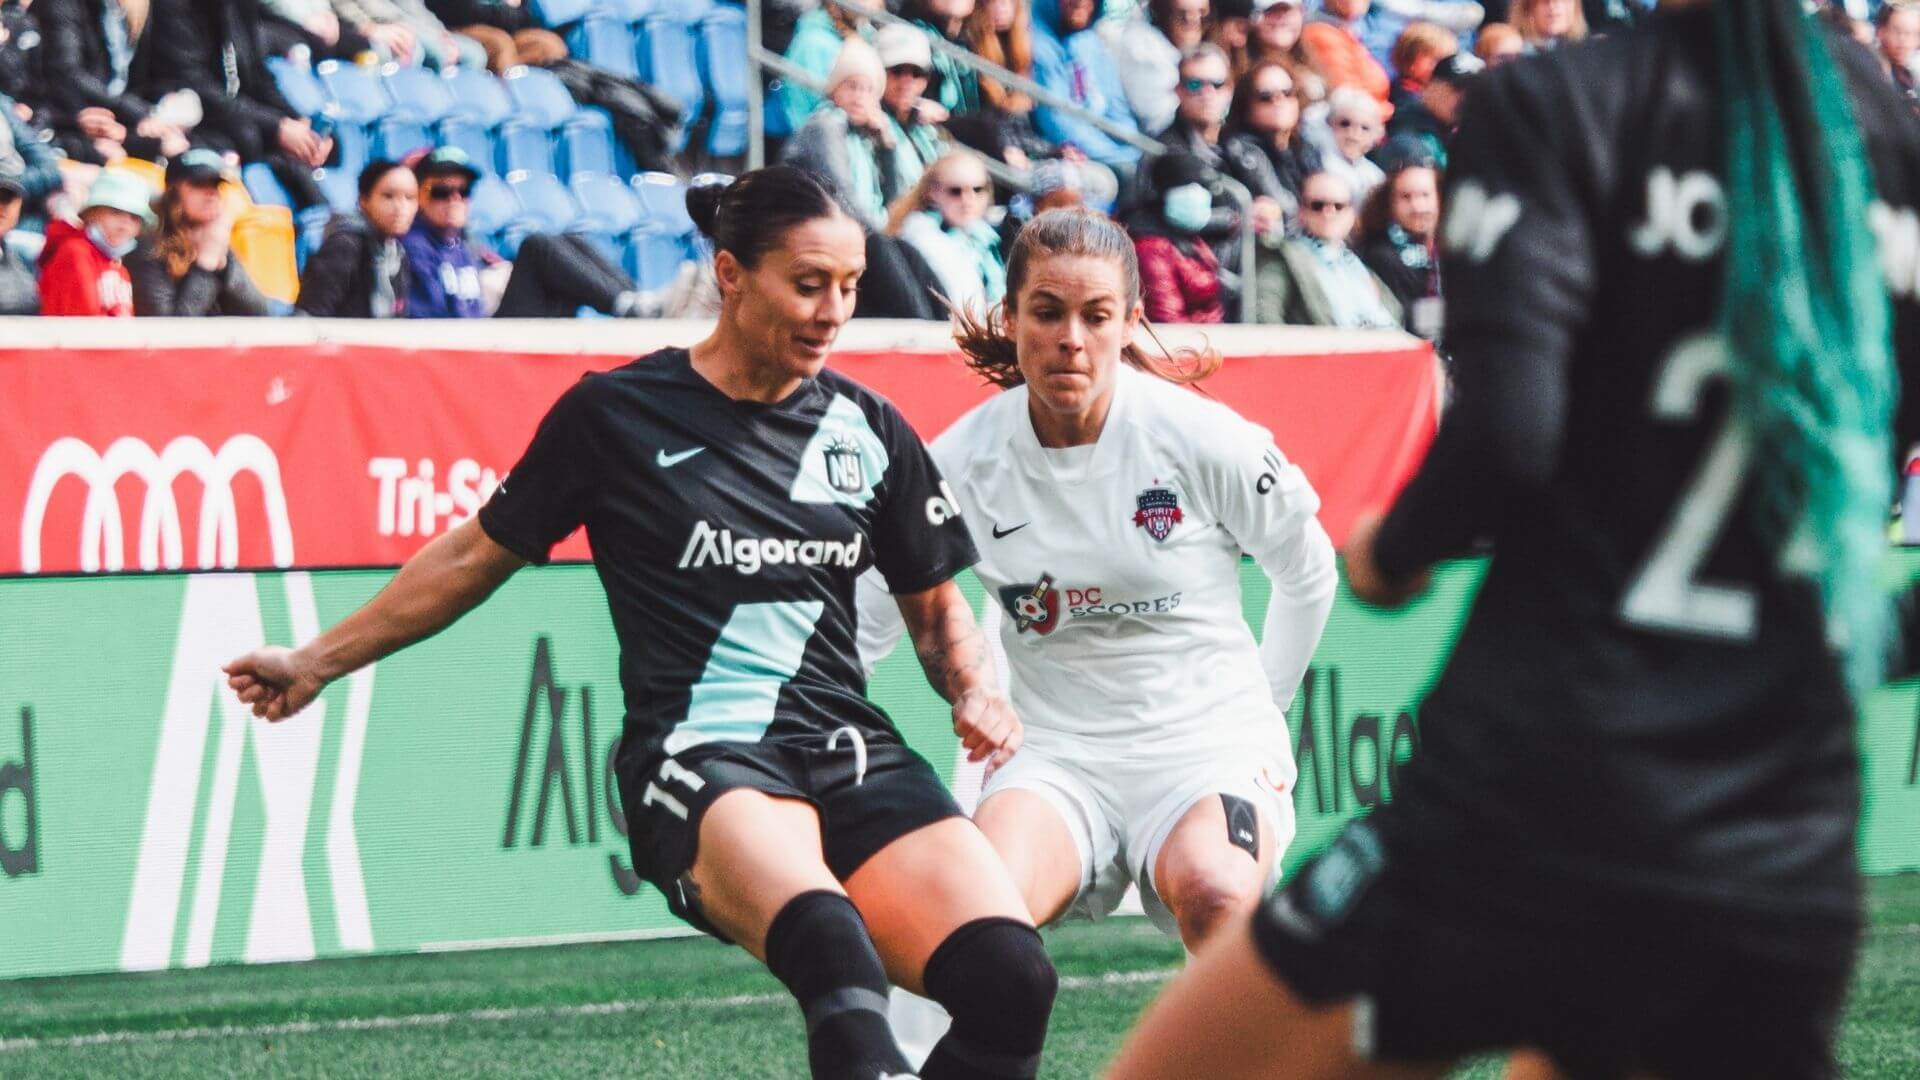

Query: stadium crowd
<box><xmin>0</xmin><ymin>0</ymin><xmax>1909</xmax><ymax>327</ymax></box>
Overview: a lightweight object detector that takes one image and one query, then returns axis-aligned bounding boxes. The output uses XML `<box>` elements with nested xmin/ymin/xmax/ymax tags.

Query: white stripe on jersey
<box><xmin>860</xmin><ymin>365</ymin><xmax>1336</xmax><ymax>777</ymax></box>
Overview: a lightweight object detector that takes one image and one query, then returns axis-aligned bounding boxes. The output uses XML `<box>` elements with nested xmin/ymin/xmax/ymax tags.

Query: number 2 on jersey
<box><xmin>1619</xmin><ymin>333</ymin><xmax>1759</xmax><ymax>640</ymax></box>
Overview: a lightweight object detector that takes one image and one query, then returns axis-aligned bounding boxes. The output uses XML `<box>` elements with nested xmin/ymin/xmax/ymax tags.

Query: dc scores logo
<box><xmin>1133</xmin><ymin>484</ymin><xmax>1183</xmax><ymax>543</ymax></box>
<box><xmin>999</xmin><ymin>574</ymin><xmax>1060</xmax><ymax>635</ymax></box>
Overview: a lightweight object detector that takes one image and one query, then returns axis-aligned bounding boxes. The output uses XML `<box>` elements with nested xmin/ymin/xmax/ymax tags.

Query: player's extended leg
<box><xmin>973</xmin><ymin>788</ymin><xmax>1087</xmax><ymax>926</ymax></box>
<box><xmin>1105</xmin><ymin>916</ymin><xmax>1453</xmax><ymax>1080</ymax></box>
<box><xmin>1150</xmin><ymin>794</ymin><xmax>1279</xmax><ymax>951</ymax></box>
<box><xmin>848</xmin><ymin>817</ymin><xmax>1058</xmax><ymax>1080</ymax></box>
<box><xmin>686</xmin><ymin>789</ymin><xmax>914</xmax><ymax>1079</ymax></box>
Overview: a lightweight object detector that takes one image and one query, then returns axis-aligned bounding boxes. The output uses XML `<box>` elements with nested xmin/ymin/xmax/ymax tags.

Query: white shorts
<box><xmin>979</xmin><ymin>743</ymin><xmax>1296</xmax><ymax>938</ymax></box>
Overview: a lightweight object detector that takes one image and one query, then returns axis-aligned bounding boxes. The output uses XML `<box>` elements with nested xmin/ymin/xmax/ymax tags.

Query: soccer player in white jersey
<box><xmin>865</xmin><ymin>208</ymin><xmax>1337</xmax><ymax>957</ymax></box>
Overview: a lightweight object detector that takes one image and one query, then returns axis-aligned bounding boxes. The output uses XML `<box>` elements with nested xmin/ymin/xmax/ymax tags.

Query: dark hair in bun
<box><xmin>686</xmin><ymin>166</ymin><xmax>847</xmax><ymax>270</ymax></box>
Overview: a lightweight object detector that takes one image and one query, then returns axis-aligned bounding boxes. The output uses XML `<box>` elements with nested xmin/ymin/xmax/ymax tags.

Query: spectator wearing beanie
<box><xmin>775</xmin><ymin>0</ymin><xmax>865</xmax><ymax>135</ymax></box>
<box><xmin>0</xmin><ymin>169</ymin><xmax>38</xmax><ymax>314</ymax></box>
<box><xmin>1385</xmin><ymin>49</ymin><xmax>1478</xmax><ymax>167</ymax></box>
<box><xmin>1132</xmin><ymin>151</ymin><xmax>1225</xmax><ymax>324</ymax></box>
<box><xmin>128</xmin><ymin>149</ymin><xmax>272</xmax><ymax>316</ymax></box>
<box><xmin>782</xmin><ymin>37</ymin><xmax>910</xmax><ymax>230</ymax></box>
<box><xmin>400</xmin><ymin>146</ymin><xmax>651</xmax><ymax>318</ymax></box>
<box><xmin>1253</xmin><ymin>169</ymin><xmax>1399</xmax><ymax>327</ymax></box>
<box><xmin>38</xmin><ymin>168</ymin><xmax>150</xmax><ymax>315</ymax></box>
<box><xmin>297</xmin><ymin>159</ymin><xmax>416</xmax><ymax>318</ymax></box>
<box><xmin>875</xmin><ymin>23</ymin><xmax>947</xmax><ymax>193</ymax></box>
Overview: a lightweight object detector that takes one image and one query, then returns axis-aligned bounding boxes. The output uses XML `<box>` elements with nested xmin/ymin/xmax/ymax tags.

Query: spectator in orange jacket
<box><xmin>38</xmin><ymin>169</ymin><xmax>151</xmax><ymax>316</ymax></box>
<box><xmin>1299</xmin><ymin>0</ymin><xmax>1391</xmax><ymax>116</ymax></box>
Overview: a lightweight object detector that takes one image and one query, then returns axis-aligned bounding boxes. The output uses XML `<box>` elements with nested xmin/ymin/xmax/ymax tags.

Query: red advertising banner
<box><xmin>0</xmin><ymin>321</ymin><xmax>1437</xmax><ymax>576</ymax></box>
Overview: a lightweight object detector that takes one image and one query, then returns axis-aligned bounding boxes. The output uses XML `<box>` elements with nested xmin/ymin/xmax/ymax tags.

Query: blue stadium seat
<box><xmin>267</xmin><ymin>56</ymin><xmax>329</xmax><ymax>120</ymax></box>
<box><xmin>383</xmin><ymin>63</ymin><xmax>459</xmax><ymax>124</ymax></box>
<box><xmin>374</xmin><ymin>117</ymin><xmax>434</xmax><ymax>160</ymax></box>
<box><xmin>601</xmin><ymin>0</ymin><xmax>657</xmax><ymax>21</ymax></box>
<box><xmin>569</xmin><ymin>14</ymin><xmax>640</xmax><ymax>80</ymax></box>
<box><xmin>637</xmin><ymin>14</ymin><xmax>705</xmax><ymax>138</ymax></box>
<box><xmin>242</xmin><ymin>163</ymin><xmax>293</xmax><ymax>208</ymax></box>
<box><xmin>570</xmin><ymin>171</ymin><xmax>644</xmax><ymax>234</ymax></box>
<box><xmin>657</xmin><ymin>0</ymin><xmax>715</xmax><ymax>21</ymax></box>
<box><xmin>530</xmin><ymin>0</ymin><xmax>597</xmax><ymax>28</ymax></box>
<box><xmin>699</xmin><ymin>6</ymin><xmax>748</xmax><ymax>157</ymax></box>
<box><xmin>436</xmin><ymin>117</ymin><xmax>498</xmax><ymax>176</ymax></box>
<box><xmin>316</xmin><ymin>59</ymin><xmax>393</xmax><ymax>124</ymax></box>
<box><xmin>497</xmin><ymin>118</ymin><xmax>556</xmax><ymax>176</ymax></box>
<box><xmin>503</xmin><ymin>65</ymin><xmax>579</xmax><ymax>130</ymax></box>
<box><xmin>329</xmin><ymin>121</ymin><xmax>373</xmax><ymax>177</ymax></box>
<box><xmin>494</xmin><ymin>222</ymin><xmax>533</xmax><ymax>260</ymax></box>
<box><xmin>296</xmin><ymin>205</ymin><xmax>333</xmax><ymax>272</ymax></box>
<box><xmin>313</xmin><ymin>167</ymin><xmax>359</xmax><ymax>214</ymax></box>
<box><xmin>442</xmin><ymin>67</ymin><xmax>517</xmax><ymax>129</ymax></box>
<box><xmin>468</xmin><ymin>173</ymin><xmax>521</xmax><ymax>238</ymax></box>
<box><xmin>560</xmin><ymin>109</ymin><xmax>617</xmax><ymax>177</ymax></box>
<box><xmin>631</xmin><ymin>171</ymin><xmax>694</xmax><ymax>234</ymax></box>
<box><xmin>626</xmin><ymin>230</ymin><xmax>692</xmax><ymax>293</ymax></box>
<box><xmin>507</xmin><ymin>169</ymin><xmax>581</xmax><ymax>233</ymax></box>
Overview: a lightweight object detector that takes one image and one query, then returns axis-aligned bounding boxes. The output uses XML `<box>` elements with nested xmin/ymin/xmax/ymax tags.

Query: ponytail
<box><xmin>1718</xmin><ymin>0</ymin><xmax>1897</xmax><ymax>695</ymax></box>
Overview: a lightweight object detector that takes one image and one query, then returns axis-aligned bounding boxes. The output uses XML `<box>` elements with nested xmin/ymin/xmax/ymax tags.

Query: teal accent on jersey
<box><xmin>790</xmin><ymin>395</ymin><xmax>890</xmax><ymax>509</ymax></box>
<box><xmin>665</xmin><ymin>600</ymin><xmax>829</xmax><ymax>754</ymax></box>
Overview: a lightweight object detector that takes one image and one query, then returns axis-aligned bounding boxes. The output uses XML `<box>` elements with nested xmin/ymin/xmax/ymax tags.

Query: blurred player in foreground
<box><xmin>227</xmin><ymin>166</ymin><xmax>1062</xmax><ymax>1080</ymax></box>
<box><xmin>1110</xmin><ymin>0</ymin><xmax>1920</xmax><ymax>1076</ymax></box>
<box><xmin>864</xmin><ymin>208</ymin><xmax>1335</xmax><ymax>953</ymax></box>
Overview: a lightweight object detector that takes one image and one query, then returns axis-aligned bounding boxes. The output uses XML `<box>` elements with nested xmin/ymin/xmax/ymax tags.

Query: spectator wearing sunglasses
<box><xmin>1252</xmin><ymin>169</ymin><xmax>1399</xmax><ymax>328</ymax></box>
<box><xmin>399</xmin><ymin>146</ymin><xmax>651</xmax><ymax>319</ymax></box>
<box><xmin>1156</xmin><ymin>43</ymin><xmax>1233</xmax><ymax>167</ymax></box>
<box><xmin>1111</xmin><ymin>0</ymin><xmax>1210</xmax><ymax>136</ymax></box>
<box><xmin>888</xmin><ymin>150</ymin><xmax>1005</xmax><ymax>313</ymax></box>
<box><xmin>1222</xmin><ymin>59</ymin><xmax>1321</xmax><ymax>231</ymax></box>
<box><xmin>876</xmin><ymin>24</ymin><xmax>947</xmax><ymax>194</ymax></box>
<box><xmin>128</xmin><ymin>149</ymin><xmax>272</xmax><ymax>316</ymax></box>
<box><xmin>1311</xmin><ymin>86</ymin><xmax>1387</xmax><ymax>206</ymax></box>
<box><xmin>1132</xmin><ymin>151</ymin><xmax>1225</xmax><ymax>323</ymax></box>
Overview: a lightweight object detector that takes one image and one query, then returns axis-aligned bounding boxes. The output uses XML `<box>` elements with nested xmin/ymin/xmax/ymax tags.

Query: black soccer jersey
<box><xmin>479</xmin><ymin>348</ymin><xmax>977</xmax><ymax>763</ymax></box>
<box><xmin>1368</xmin><ymin>12</ymin><xmax>1920</xmax><ymax>939</ymax></box>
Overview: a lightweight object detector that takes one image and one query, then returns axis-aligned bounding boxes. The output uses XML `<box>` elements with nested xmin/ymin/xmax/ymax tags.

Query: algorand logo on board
<box><xmin>20</xmin><ymin>434</ymin><xmax>296</xmax><ymax>574</ymax></box>
<box><xmin>118</xmin><ymin>573</ymin><xmax>376</xmax><ymax>972</ymax></box>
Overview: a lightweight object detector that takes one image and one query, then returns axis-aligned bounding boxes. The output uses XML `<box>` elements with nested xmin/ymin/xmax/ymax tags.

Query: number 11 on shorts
<box><xmin>643</xmin><ymin>759</ymin><xmax>708</xmax><ymax>821</ymax></box>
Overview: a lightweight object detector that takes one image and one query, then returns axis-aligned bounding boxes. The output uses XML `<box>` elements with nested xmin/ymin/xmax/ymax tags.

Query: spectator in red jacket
<box><xmin>1131</xmin><ymin>151</ymin><xmax>1224</xmax><ymax>323</ymax></box>
<box><xmin>38</xmin><ymin>168</ymin><xmax>151</xmax><ymax>316</ymax></box>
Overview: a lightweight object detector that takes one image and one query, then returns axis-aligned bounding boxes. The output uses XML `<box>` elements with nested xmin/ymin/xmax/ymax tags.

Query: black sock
<box><xmin>763</xmin><ymin>890</ymin><xmax>914</xmax><ymax>1080</ymax></box>
<box><xmin>919</xmin><ymin>918</ymin><xmax>1058</xmax><ymax>1079</ymax></box>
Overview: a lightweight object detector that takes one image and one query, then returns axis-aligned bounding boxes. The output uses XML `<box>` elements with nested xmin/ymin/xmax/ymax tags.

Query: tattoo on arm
<box><xmin>911</xmin><ymin>594</ymin><xmax>991</xmax><ymax>703</ymax></box>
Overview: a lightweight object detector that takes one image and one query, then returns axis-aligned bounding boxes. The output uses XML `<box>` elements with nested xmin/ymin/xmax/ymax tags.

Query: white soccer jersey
<box><xmin>862</xmin><ymin>363</ymin><xmax>1337</xmax><ymax>772</ymax></box>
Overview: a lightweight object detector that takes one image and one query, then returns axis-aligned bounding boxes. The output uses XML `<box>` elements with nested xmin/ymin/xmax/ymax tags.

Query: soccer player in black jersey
<box><xmin>1109</xmin><ymin>2</ymin><xmax>1920</xmax><ymax>1077</ymax></box>
<box><xmin>225</xmin><ymin>167</ymin><xmax>1059</xmax><ymax>1080</ymax></box>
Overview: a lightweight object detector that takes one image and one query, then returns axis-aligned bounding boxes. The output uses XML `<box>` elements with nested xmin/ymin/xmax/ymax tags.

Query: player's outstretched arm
<box><xmin>224</xmin><ymin>518</ymin><xmax>527</xmax><ymax>721</ymax></box>
<box><xmin>895</xmin><ymin>580</ymin><xmax>1022</xmax><ymax>767</ymax></box>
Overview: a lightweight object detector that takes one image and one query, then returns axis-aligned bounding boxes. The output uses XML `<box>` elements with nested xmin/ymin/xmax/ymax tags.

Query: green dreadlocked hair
<box><xmin>1717</xmin><ymin>0</ymin><xmax>1897</xmax><ymax>698</ymax></box>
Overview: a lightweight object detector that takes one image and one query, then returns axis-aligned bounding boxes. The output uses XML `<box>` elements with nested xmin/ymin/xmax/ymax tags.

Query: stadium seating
<box><xmin>243</xmin><ymin>163</ymin><xmax>293</xmax><ymax>208</ymax></box>
<box><xmin>497</xmin><ymin>118</ymin><xmax>556</xmax><ymax>177</ymax></box>
<box><xmin>571</xmin><ymin>171</ymin><xmax>645</xmax><ymax>235</ymax></box>
<box><xmin>631</xmin><ymin>171</ymin><xmax>695</xmax><ymax>235</ymax></box>
<box><xmin>382</xmin><ymin>64</ymin><xmax>460</xmax><ymax>125</ymax></box>
<box><xmin>503</xmin><ymin>65</ymin><xmax>579</xmax><ymax>130</ymax></box>
<box><xmin>313</xmin><ymin>167</ymin><xmax>359</xmax><ymax>214</ymax></box>
<box><xmin>438</xmin><ymin>118</ymin><xmax>499</xmax><ymax>177</ymax></box>
<box><xmin>316</xmin><ymin>60</ymin><xmax>393</xmax><ymax>125</ymax></box>
<box><xmin>700</xmin><ymin>5</ymin><xmax>749</xmax><ymax>158</ymax></box>
<box><xmin>571</xmin><ymin>14</ymin><xmax>641</xmax><ymax>80</ymax></box>
<box><xmin>561</xmin><ymin>110</ymin><xmax>620</xmax><ymax>177</ymax></box>
<box><xmin>267</xmin><ymin>56</ymin><xmax>330</xmax><ymax>120</ymax></box>
<box><xmin>638</xmin><ymin>13</ymin><xmax>704</xmax><ymax>151</ymax></box>
<box><xmin>468</xmin><ymin>173</ymin><xmax>522</xmax><ymax>240</ymax></box>
<box><xmin>443</xmin><ymin>66</ymin><xmax>518</xmax><ymax>130</ymax></box>
<box><xmin>506</xmin><ymin>170</ymin><xmax>582</xmax><ymax>234</ymax></box>
<box><xmin>530</xmin><ymin>0</ymin><xmax>598</xmax><ymax>29</ymax></box>
<box><xmin>374</xmin><ymin>117</ymin><xmax>434</xmax><ymax>161</ymax></box>
<box><xmin>330</xmin><ymin>121</ymin><xmax>373</xmax><ymax>177</ymax></box>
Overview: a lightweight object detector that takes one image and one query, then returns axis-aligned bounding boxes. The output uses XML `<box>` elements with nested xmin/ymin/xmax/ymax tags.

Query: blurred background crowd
<box><xmin>0</xmin><ymin>0</ymin><xmax>1908</xmax><ymax>332</ymax></box>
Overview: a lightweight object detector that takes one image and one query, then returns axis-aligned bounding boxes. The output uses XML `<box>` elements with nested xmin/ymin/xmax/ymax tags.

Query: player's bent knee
<box><xmin>1167</xmin><ymin>872</ymin><xmax>1262</xmax><ymax>945</ymax></box>
<box><xmin>920</xmin><ymin>918</ymin><xmax>1058</xmax><ymax>1078</ymax></box>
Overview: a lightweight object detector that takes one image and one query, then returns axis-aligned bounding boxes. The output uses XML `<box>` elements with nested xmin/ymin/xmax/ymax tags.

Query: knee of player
<box><xmin>924</xmin><ymin>917</ymin><xmax>1059</xmax><ymax>1033</ymax></box>
<box><xmin>1167</xmin><ymin>872</ymin><xmax>1262</xmax><ymax>943</ymax></box>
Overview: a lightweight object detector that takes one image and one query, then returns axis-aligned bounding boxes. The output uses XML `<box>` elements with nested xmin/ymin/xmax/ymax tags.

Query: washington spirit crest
<box><xmin>1133</xmin><ymin>485</ymin><xmax>1183</xmax><ymax>542</ymax></box>
<box><xmin>822</xmin><ymin>437</ymin><xmax>865</xmax><ymax>495</ymax></box>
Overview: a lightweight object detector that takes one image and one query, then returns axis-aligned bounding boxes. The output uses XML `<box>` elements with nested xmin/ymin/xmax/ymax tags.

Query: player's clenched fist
<box><xmin>952</xmin><ymin>686</ymin><xmax>1022</xmax><ymax>768</ymax></box>
<box><xmin>224</xmin><ymin>647</ymin><xmax>328</xmax><ymax>722</ymax></box>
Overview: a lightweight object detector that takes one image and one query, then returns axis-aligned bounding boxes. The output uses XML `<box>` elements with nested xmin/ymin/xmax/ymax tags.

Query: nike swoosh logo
<box><xmin>991</xmin><ymin>522</ymin><xmax>1029</xmax><ymax>539</ymax></box>
<box><xmin>656</xmin><ymin>447</ymin><xmax>706</xmax><ymax>468</ymax></box>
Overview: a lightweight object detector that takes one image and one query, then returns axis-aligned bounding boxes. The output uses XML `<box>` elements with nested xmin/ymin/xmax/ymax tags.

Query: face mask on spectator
<box><xmin>1163</xmin><ymin>183</ymin><xmax>1213</xmax><ymax>232</ymax></box>
<box><xmin>86</xmin><ymin>223</ymin><xmax>138</xmax><ymax>260</ymax></box>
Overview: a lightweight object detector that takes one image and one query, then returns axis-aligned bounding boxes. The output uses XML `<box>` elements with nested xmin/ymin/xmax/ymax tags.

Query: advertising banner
<box><xmin>0</xmin><ymin>324</ymin><xmax>1436</xmax><ymax>577</ymax></box>
<box><xmin>4</xmin><ymin>559</ymin><xmax>1917</xmax><ymax>982</ymax></box>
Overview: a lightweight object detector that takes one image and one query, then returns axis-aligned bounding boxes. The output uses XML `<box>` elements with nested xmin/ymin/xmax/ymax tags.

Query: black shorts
<box><xmin>619</xmin><ymin>736</ymin><xmax>964</xmax><ymax>940</ymax></box>
<box><xmin>1250</xmin><ymin>820</ymin><xmax>1858</xmax><ymax>1079</ymax></box>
